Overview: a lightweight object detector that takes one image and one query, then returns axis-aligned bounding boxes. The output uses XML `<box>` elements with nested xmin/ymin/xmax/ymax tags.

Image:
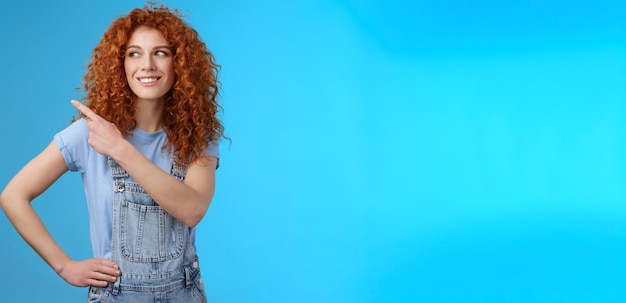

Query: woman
<box><xmin>0</xmin><ymin>4</ymin><xmax>223</xmax><ymax>302</ymax></box>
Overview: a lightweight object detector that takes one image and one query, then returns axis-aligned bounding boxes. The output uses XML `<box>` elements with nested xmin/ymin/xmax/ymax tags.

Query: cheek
<box><xmin>165</xmin><ymin>63</ymin><xmax>175</xmax><ymax>86</ymax></box>
<box><xmin>165</xmin><ymin>62</ymin><xmax>174</xmax><ymax>76</ymax></box>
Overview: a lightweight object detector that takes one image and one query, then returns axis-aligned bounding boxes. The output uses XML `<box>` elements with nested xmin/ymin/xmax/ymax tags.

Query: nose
<box><xmin>141</xmin><ymin>56</ymin><xmax>156</xmax><ymax>71</ymax></box>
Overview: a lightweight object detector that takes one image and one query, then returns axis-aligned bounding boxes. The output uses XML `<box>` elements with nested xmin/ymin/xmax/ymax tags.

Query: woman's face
<box><xmin>124</xmin><ymin>26</ymin><xmax>175</xmax><ymax>104</ymax></box>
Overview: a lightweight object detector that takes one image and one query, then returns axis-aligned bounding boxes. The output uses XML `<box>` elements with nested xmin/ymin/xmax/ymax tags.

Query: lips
<box><xmin>138</xmin><ymin>77</ymin><xmax>160</xmax><ymax>83</ymax></box>
<box><xmin>136</xmin><ymin>77</ymin><xmax>162</xmax><ymax>87</ymax></box>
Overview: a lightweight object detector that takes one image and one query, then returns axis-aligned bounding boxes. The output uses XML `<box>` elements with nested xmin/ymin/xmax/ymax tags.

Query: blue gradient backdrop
<box><xmin>1</xmin><ymin>0</ymin><xmax>625</xmax><ymax>302</ymax></box>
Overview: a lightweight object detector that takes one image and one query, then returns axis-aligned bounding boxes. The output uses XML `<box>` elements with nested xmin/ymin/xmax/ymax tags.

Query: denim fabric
<box><xmin>86</xmin><ymin>158</ymin><xmax>207</xmax><ymax>302</ymax></box>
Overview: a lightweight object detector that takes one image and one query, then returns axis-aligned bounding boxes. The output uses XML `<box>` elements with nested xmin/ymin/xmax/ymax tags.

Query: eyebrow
<box><xmin>126</xmin><ymin>45</ymin><xmax>172</xmax><ymax>50</ymax></box>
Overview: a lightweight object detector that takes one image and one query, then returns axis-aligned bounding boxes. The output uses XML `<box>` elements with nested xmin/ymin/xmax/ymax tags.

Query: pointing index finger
<box><xmin>71</xmin><ymin>100</ymin><xmax>97</xmax><ymax>120</ymax></box>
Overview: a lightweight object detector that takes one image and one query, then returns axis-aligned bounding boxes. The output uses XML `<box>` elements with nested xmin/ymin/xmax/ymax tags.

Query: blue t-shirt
<box><xmin>53</xmin><ymin>119</ymin><xmax>219</xmax><ymax>259</ymax></box>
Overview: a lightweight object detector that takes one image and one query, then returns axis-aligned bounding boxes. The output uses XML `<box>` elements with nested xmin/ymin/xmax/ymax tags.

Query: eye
<box><xmin>155</xmin><ymin>50</ymin><xmax>170</xmax><ymax>56</ymax></box>
<box><xmin>127</xmin><ymin>51</ymin><xmax>140</xmax><ymax>58</ymax></box>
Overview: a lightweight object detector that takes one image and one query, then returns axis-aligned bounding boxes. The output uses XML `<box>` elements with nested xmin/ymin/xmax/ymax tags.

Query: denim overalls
<box><xmin>87</xmin><ymin>157</ymin><xmax>207</xmax><ymax>303</ymax></box>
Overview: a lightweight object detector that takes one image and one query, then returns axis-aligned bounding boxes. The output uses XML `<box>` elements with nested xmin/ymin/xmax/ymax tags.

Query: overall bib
<box><xmin>87</xmin><ymin>157</ymin><xmax>207</xmax><ymax>303</ymax></box>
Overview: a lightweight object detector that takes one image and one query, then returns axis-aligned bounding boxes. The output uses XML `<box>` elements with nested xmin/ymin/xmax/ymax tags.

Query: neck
<box><xmin>135</xmin><ymin>99</ymin><xmax>164</xmax><ymax>132</ymax></box>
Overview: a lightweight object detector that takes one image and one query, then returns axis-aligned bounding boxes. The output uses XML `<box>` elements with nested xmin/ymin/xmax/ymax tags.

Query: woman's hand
<box><xmin>71</xmin><ymin>100</ymin><xmax>125</xmax><ymax>158</ymax></box>
<box><xmin>58</xmin><ymin>258</ymin><xmax>121</xmax><ymax>287</ymax></box>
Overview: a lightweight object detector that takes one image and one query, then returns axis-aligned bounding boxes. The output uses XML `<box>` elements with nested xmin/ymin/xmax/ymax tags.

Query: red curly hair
<box><xmin>80</xmin><ymin>3</ymin><xmax>224</xmax><ymax>165</ymax></box>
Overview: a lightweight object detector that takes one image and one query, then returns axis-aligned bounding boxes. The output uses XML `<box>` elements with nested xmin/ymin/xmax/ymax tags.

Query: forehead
<box><xmin>127</xmin><ymin>26</ymin><xmax>169</xmax><ymax>47</ymax></box>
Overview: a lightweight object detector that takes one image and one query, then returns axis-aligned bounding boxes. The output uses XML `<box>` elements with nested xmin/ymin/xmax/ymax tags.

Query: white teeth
<box><xmin>139</xmin><ymin>78</ymin><xmax>157</xmax><ymax>83</ymax></box>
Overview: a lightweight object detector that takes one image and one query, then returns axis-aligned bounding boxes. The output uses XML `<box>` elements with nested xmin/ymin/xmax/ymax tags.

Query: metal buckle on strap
<box><xmin>110</xmin><ymin>276</ymin><xmax>121</xmax><ymax>295</ymax></box>
<box><xmin>115</xmin><ymin>180</ymin><xmax>125</xmax><ymax>192</ymax></box>
<box><xmin>184</xmin><ymin>266</ymin><xmax>193</xmax><ymax>288</ymax></box>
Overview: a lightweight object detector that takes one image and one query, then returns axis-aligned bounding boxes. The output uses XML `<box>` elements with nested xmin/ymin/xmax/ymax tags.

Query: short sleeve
<box><xmin>53</xmin><ymin>119</ymin><xmax>90</xmax><ymax>172</ymax></box>
<box><xmin>206</xmin><ymin>140</ymin><xmax>220</xmax><ymax>169</ymax></box>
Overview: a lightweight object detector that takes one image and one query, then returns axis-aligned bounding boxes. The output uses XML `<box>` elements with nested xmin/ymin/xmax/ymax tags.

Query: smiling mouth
<box><xmin>139</xmin><ymin>77</ymin><xmax>159</xmax><ymax>83</ymax></box>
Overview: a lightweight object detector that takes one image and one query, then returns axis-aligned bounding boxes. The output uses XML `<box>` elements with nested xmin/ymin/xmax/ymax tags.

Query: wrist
<box><xmin>110</xmin><ymin>139</ymin><xmax>132</xmax><ymax>163</ymax></box>
<box><xmin>53</xmin><ymin>256</ymin><xmax>72</xmax><ymax>275</ymax></box>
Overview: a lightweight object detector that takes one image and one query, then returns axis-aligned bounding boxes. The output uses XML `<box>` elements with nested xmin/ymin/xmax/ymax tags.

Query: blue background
<box><xmin>1</xmin><ymin>0</ymin><xmax>625</xmax><ymax>302</ymax></box>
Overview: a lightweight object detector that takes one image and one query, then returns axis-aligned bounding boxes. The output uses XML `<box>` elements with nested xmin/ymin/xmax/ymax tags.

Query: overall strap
<box><xmin>107</xmin><ymin>157</ymin><xmax>128</xmax><ymax>193</ymax></box>
<box><xmin>107</xmin><ymin>157</ymin><xmax>129</xmax><ymax>179</ymax></box>
<box><xmin>171</xmin><ymin>162</ymin><xmax>187</xmax><ymax>182</ymax></box>
<box><xmin>171</xmin><ymin>155</ymin><xmax>188</xmax><ymax>182</ymax></box>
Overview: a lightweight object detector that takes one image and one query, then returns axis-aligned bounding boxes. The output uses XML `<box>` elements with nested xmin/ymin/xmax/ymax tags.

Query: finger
<box><xmin>90</xmin><ymin>271</ymin><xmax>118</xmax><ymax>282</ymax></box>
<box><xmin>92</xmin><ymin>260</ymin><xmax>121</xmax><ymax>276</ymax></box>
<box><xmin>95</xmin><ymin>263</ymin><xmax>121</xmax><ymax>277</ymax></box>
<box><xmin>71</xmin><ymin>100</ymin><xmax>99</xmax><ymax>121</ymax></box>
<box><xmin>86</xmin><ymin>278</ymin><xmax>109</xmax><ymax>288</ymax></box>
<box><xmin>95</xmin><ymin>258</ymin><xmax>119</xmax><ymax>269</ymax></box>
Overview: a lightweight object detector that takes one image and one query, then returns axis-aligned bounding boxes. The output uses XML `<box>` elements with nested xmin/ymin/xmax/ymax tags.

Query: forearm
<box><xmin>1</xmin><ymin>197</ymin><xmax>71</xmax><ymax>274</ymax></box>
<box><xmin>111</xmin><ymin>141</ymin><xmax>210</xmax><ymax>227</ymax></box>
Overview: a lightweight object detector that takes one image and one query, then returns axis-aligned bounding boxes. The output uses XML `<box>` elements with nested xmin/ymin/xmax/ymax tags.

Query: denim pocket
<box><xmin>119</xmin><ymin>199</ymin><xmax>185</xmax><ymax>262</ymax></box>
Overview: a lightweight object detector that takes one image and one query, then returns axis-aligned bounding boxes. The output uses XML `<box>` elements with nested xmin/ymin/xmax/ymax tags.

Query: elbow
<box><xmin>0</xmin><ymin>192</ymin><xmax>16</xmax><ymax>214</ymax></box>
<box><xmin>183</xmin><ymin>205</ymin><xmax>209</xmax><ymax>228</ymax></box>
<box><xmin>183</xmin><ymin>218</ymin><xmax>202</xmax><ymax>228</ymax></box>
<box><xmin>185</xmin><ymin>220</ymin><xmax>200</xmax><ymax>229</ymax></box>
<box><xmin>0</xmin><ymin>193</ymin><xmax>14</xmax><ymax>214</ymax></box>
<box><xmin>184</xmin><ymin>213</ymin><xmax>204</xmax><ymax>228</ymax></box>
<box><xmin>0</xmin><ymin>192</ymin><xmax>11</xmax><ymax>211</ymax></box>
<box><xmin>0</xmin><ymin>191</ymin><xmax>33</xmax><ymax>213</ymax></box>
